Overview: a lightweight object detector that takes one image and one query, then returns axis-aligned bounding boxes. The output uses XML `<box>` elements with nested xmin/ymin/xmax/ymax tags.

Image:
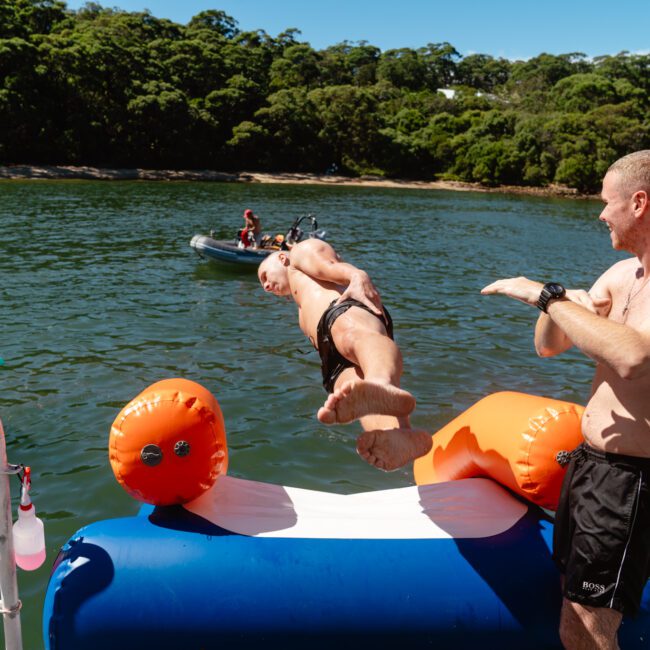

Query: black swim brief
<box><xmin>553</xmin><ymin>443</ymin><xmax>650</xmax><ymax>616</ymax></box>
<box><xmin>316</xmin><ymin>298</ymin><xmax>393</xmax><ymax>394</ymax></box>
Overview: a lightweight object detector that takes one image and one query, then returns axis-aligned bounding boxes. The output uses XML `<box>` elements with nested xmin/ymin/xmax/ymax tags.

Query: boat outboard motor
<box><xmin>284</xmin><ymin>216</ymin><xmax>304</xmax><ymax>247</ymax></box>
<box><xmin>284</xmin><ymin>215</ymin><xmax>325</xmax><ymax>248</ymax></box>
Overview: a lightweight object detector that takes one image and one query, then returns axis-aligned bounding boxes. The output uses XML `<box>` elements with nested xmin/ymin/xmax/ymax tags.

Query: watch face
<box><xmin>546</xmin><ymin>283</ymin><xmax>565</xmax><ymax>298</ymax></box>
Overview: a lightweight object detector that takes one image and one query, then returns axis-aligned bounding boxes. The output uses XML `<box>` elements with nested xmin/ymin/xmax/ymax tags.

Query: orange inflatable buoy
<box><xmin>109</xmin><ymin>378</ymin><xmax>228</xmax><ymax>506</ymax></box>
<box><xmin>413</xmin><ymin>392</ymin><xmax>584</xmax><ymax>510</ymax></box>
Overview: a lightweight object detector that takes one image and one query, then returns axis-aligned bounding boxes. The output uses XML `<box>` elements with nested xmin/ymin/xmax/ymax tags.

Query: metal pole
<box><xmin>0</xmin><ymin>420</ymin><xmax>23</xmax><ymax>650</ymax></box>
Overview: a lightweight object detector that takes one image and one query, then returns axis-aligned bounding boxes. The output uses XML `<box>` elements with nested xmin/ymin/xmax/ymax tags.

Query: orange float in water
<box><xmin>109</xmin><ymin>378</ymin><xmax>227</xmax><ymax>505</ymax></box>
<box><xmin>413</xmin><ymin>391</ymin><xmax>584</xmax><ymax>510</ymax></box>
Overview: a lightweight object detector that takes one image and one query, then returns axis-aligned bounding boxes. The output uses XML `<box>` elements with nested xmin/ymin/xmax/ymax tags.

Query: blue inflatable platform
<box><xmin>43</xmin><ymin>475</ymin><xmax>650</xmax><ymax>649</ymax></box>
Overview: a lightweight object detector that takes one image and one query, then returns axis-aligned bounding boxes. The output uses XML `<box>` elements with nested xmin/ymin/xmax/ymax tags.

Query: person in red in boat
<box><xmin>241</xmin><ymin>209</ymin><xmax>262</xmax><ymax>248</ymax></box>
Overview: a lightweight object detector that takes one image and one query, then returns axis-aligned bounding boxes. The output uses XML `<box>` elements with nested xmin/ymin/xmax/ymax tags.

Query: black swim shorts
<box><xmin>553</xmin><ymin>443</ymin><xmax>650</xmax><ymax>615</ymax></box>
<box><xmin>316</xmin><ymin>298</ymin><xmax>393</xmax><ymax>394</ymax></box>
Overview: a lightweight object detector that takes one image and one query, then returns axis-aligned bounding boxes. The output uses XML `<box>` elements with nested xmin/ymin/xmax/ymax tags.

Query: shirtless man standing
<box><xmin>258</xmin><ymin>238</ymin><xmax>432</xmax><ymax>471</ymax></box>
<box><xmin>481</xmin><ymin>150</ymin><xmax>650</xmax><ymax>649</ymax></box>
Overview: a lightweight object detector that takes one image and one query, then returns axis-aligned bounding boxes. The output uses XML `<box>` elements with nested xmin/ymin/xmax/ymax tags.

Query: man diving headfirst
<box><xmin>257</xmin><ymin>239</ymin><xmax>432</xmax><ymax>471</ymax></box>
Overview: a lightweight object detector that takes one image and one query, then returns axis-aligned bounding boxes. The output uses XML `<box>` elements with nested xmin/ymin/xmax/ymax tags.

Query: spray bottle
<box><xmin>13</xmin><ymin>467</ymin><xmax>46</xmax><ymax>570</ymax></box>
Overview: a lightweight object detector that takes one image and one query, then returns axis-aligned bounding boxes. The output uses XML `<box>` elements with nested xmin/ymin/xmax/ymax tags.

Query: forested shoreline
<box><xmin>2</xmin><ymin>1</ymin><xmax>649</xmax><ymax>193</ymax></box>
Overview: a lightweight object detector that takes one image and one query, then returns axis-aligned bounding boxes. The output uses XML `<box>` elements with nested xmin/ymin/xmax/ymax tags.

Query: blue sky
<box><xmin>64</xmin><ymin>0</ymin><xmax>649</xmax><ymax>61</ymax></box>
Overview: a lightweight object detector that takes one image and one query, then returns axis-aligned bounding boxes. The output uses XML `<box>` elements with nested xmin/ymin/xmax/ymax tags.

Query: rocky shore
<box><xmin>0</xmin><ymin>164</ymin><xmax>592</xmax><ymax>199</ymax></box>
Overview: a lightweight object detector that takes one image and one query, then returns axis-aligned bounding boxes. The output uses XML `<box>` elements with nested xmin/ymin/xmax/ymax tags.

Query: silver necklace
<box><xmin>622</xmin><ymin>270</ymin><xmax>649</xmax><ymax>317</ymax></box>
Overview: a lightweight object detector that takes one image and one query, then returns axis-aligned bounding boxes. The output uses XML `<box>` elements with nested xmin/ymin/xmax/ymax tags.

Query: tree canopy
<box><xmin>2</xmin><ymin>0</ymin><xmax>649</xmax><ymax>192</ymax></box>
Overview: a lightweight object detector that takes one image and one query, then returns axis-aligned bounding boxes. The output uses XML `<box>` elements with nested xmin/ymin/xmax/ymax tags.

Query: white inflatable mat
<box><xmin>185</xmin><ymin>476</ymin><xmax>528</xmax><ymax>540</ymax></box>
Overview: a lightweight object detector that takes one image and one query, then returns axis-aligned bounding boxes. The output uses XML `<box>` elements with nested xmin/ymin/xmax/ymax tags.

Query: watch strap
<box><xmin>536</xmin><ymin>283</ymin><xmax>566</xmax><ymax>313</ymax></box>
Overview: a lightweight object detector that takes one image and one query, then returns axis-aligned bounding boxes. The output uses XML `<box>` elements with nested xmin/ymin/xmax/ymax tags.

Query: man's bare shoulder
<box><xmin>608</xmin><ymin>257</ymin><xmax>638</xmax><ymax>275</ymax></box>
<box><xmin>591</xmin><ymin>257</ymin><xmax>637</xmax><ymax>290</ymax></box>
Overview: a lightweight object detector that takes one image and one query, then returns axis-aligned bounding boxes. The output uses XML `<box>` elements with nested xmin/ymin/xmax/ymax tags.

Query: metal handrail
<box><xmin>0</xmin><ymin>420</ymin><xmax>23</xmax><ymax>650</ymax></box>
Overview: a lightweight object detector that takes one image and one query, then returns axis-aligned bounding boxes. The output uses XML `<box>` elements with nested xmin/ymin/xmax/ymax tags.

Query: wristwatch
<box><xmin>536</xmin><ymin>282</ymin><xmax>566</xmax><ymax>312</ymax></box>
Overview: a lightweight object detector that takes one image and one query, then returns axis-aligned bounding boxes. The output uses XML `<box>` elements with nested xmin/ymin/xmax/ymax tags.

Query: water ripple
<box><xmin>0</xmin><ymin>180</ymin><xmax>624</xmax><ymax>647</ymax></box>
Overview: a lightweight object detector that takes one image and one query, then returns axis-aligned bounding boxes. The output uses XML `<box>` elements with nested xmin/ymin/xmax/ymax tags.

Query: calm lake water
<box><xmin>1</xmin><ymin>179</ymin><xmax>623</xmax><ymax>647</ymax></box>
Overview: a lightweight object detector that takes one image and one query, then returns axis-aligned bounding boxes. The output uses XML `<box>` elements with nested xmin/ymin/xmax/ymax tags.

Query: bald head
<box><xmin>258</xmin><ymin>251</ymin><xmax>291</xmax><ymax>296</ymax></box>
<box><xmin>607</xmin><ymin>150</ymin><xmax>650</xmax><ymax>197</ymax></box>
<box><xmin>258</xmin><ymin>251</ymin><xmax>280</xmax><ymax>272</ymax></box>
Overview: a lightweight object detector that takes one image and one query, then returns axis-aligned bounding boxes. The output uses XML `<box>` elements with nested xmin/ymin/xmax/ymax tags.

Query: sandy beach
<box><xmin>0</xmin><ymin>164</ymin><xmax>590</xmax><ymax>198</ymax></box>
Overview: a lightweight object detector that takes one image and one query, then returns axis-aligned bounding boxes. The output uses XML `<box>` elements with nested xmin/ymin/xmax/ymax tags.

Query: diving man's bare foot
<box><xmin>317</xmin><ymin>380</ymin><xmax>416</xmax><ymax>424</ymax></box>
<box><xmin>356</xmin><ymin>428</ymin><xmax>432</xmax><ymax>471</ymax></box>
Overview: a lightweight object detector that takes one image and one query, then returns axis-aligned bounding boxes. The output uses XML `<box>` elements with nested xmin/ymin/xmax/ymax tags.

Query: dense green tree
<box><xmin>456</xmin><ymin>54</ymin><xmax>511</xmax><ymax>91</ymax></box>
<box><xmin>510</xmin><ymin>52</ymin><xmax>591</xmax><ymax>90</ymax></box>
<box><xmin>1</xmin><ymin>0</ymin><xmax>649</xmax><ymax>191</ymax></box>
<box><xmin>318</xmin><ymin>41</ymin><xmax>380</xmax><ymax>87</ymax></box>
<box><xmin>551</xmin><ymin>73</ymin><xmax>618</xmax><ymax>113</ymax></box>
<box><xmin>595</xmin><ymin>52</ymin><xmax>650</xmax><ymax>94</ymax></box>
<box><xmin>346</xmin><ymin>42</ymin><xmax>380</xmax><ymax>85</ymax></box>
<box><xmin>160</xmin><ymin>38</ymin><xmax>227</xmax><ymax>99</ymax></box>
<box><xmin>309</xmin><ymin>85</ymin><xmax>385</xmax><ymax>174</ymax></box>
<box><xmin>270</xmin><ymin>43</ymin><xmax>322</xmax><ymax>90</ymax></box>
<box><xmin>507</xmin><ymin>52</ymin><xmax>592</xmax><ymax>110</ymax></box>
<box><xmin>0</xmin><ymin>0</ymin><xmax>68</xmax><ymax>38</ymax></box>
<box><xmin>228</xmin><ymin>87</ymin><xmax>324</xmax><ymax>170</ymax></box>
<box><xmin>419</xmin><ymin>42</ymin><xmax>460</xmax><ymax>88</ymax></box>
<box><xmin>186</xmin><ymin>9</ymin><xmax>238</xmax><ymax>38</ymax></box>
<box><xmin>377</xmin><ymin>48</ymin><xmax>426</xmax><ymax>90</ymax></box>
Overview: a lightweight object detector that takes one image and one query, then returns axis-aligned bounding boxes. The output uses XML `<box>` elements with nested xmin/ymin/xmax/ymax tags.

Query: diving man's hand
<box><xmin>337</xmin><ymin>271</ymin><xmax>383</xmax><ymax>316</ymax></box>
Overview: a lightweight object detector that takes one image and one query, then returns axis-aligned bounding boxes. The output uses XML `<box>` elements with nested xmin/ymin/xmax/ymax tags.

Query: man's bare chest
<box><xmin>613</xmin><ymin>276</ymin><xmax>650</xmax><ymax>327</ymax></box>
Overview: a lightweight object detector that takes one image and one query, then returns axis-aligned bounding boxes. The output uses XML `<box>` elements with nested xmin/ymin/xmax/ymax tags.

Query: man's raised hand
<box><xmin>337</xmin><ymin>271</ymin><xmax>383</xmax><ymax>315</ymax></box>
